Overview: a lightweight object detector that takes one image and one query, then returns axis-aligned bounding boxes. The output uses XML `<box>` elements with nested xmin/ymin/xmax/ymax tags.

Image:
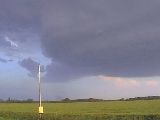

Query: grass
<box><xmin>0</xmin><ymin>100</ymin><xmax>160</xmax><ymax>114</ymax></box>
<box><xmin>0</xmin><ymin>100</ymin><xmax>160</xmax><ymax>119</ymax></box>
<box><xmin>0</xmin><ymin>117</ymin><xmax>13</xmax><ymax>120</ymax></box>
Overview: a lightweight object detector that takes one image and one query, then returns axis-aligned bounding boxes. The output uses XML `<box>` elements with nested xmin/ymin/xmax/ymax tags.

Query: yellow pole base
<box><xmin>39</xmin><ymin>106</ymin><xmax>44</xmax><ymax>114</ymax></box>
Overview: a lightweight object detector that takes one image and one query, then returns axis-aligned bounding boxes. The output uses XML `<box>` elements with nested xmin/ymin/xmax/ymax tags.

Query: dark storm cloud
<box><xmin>41</xmin><ymin>0</ymin><xmax>160</xmax><ymax>81</ymax></box>
<box><xmin>19</xmin><ymin>58</ymin><xmax>45</xmax><ymax>77</ymax></box>
<box><xmin>0</xmin><ymin>0</ymin><xmax>42</xmax><ymax>58</ymax></box>
<box><xmin>19</xmin><ymin>58</ymin><xmax>39</xmax><ymax>77</ymax></box>
<box><xmin>0</xmin><ymin>0</ymin><xmax>41</xmax><ymax>30</ymax></box>
<box><xmin>1</xmin><ymin>0</ymin><xmax>160</xmax><ymax>81</ymax></box>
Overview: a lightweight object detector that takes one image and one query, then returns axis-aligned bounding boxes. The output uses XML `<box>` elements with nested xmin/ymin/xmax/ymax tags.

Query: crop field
<box><xmin>1</xmin><ymin>100</ymin><xmax>160</xmax><ymax>120</ymax></box>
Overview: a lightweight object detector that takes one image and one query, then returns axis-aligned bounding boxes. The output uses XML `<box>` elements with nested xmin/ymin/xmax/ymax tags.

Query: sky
<box><xmin>0</xmin><ymin>0</ymin><xmax>160</xmax><ymax>100</ymax></box>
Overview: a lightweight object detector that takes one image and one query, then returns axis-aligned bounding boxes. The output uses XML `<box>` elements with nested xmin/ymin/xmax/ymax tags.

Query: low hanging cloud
<box><xmin>19</xmin><ymin>58</ymin><xmax>45</xmax><ymax>77</ymax></box>
<box><xmin>41</xmin><ymin>0</ymin><xmax>160</xmax><ymax>81</ymax></box>
<box><xmin>1</xmin><ymin>0</ymin><xmax>160</xmax><ymax>82</ymax></box>
<box><xmin>19</xmin><ymin>58</ymin><xmax>39</xmax><ymax>77</ymax></box>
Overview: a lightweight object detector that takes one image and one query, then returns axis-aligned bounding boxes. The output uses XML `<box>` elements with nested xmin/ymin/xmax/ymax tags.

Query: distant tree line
<box><xmin>119</xmin><ymin>96</ymin><xmax>160</xmax><ymax>101</ymax></box>
<box><xmin>0</xmin><ymin>97</ymin><xmax>106</xmax><ymax>103</ymax></box>
<box><xmin>0</xmin><ymin>98</ymin><xmax>34</xmax><ymax>103</ymax></box>
<box><xmin>61</xmin><ymin>98</ymin><xmax>104</xmax><ymax>102</ymax></box>
<box><xmin>0</xmin><ymin>96</ymin><xmax>160</xmax><ymax>103</ymax></box>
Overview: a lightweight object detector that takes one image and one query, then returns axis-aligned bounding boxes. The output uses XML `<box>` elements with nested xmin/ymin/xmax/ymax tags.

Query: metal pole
<box><xmin>38</xmin><ymin>64</ymin><xmax>41</xmax><ymax>107</ymax></box>
<box><xmin>38</xmin><ymin>64</ymin><xmax>43</xmax><ymax>119</ymax></box>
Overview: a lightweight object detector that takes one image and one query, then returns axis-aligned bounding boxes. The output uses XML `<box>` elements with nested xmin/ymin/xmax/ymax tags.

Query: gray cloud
<box><xmin>0</xmin><ymin>57</ymin><xmax>14</xmax><ymax>63</ymax></box>
<box><xmin>0</xmin><ymin>0</ymin><xmax>42</xmax><ymax>60</ymax></box>
<box><xmin>19</xmin><ymin>58</ymin><xmax>45</xmax><ymax>77</ymax></box>
<box><xmin>0</xmin><ymin>0</ymin><xmax>41</xmax><ymax>31</ymax></box>
<box><xmin>0</xmin><ymin>58</ymin><xmax>7</xmax><ymax>63</ymax></box>
<box><xmin>1</xmin><ymin>0</ymin><xmax>160</xmax><ymax>82</ymax></box>
<box><xmin>40</xmin><ymin>0</ymin><xmax>160</xmax><ymax>81</ymax></box>
<box><xmin>19</xmin><ymin>58</ymin><xmax>39</xmax><ymax>77</ymax></box>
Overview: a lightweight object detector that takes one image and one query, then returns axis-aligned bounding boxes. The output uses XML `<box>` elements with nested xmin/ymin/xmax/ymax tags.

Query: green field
<box><xmin>1</xmin><ymin>100</ymin><xmax>160</xmax><ymax>120</ymax></box>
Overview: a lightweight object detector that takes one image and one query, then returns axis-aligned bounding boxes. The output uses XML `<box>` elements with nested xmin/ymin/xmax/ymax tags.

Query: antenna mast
<box><xmin>39</xmin><ymin>64</ymin><xmax>41</xmax><ymax>107</ymax></box>
<box><xmin>38</xmin><ymin>64</ymin><xmax>43</xmax><ymax>117</ymax></box>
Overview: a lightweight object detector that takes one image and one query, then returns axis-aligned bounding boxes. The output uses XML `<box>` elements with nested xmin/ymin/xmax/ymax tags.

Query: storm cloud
<box><xmin>19</xmin><ymin>58</ymin><xmax>39</xmax><ymax>77</ymax></box>
<box><xmin>19</xmin><ymin>58</ymin><xmax>45</xmax><ymax>77</ymax></box>
<box><xmin>1</xmin><ymin>0</ymin><xmax>160</xmax><ymax>82</ymax></box>
<box><xmin>41</xmin><ymin>0</ymin><xmax>160</xmax><ymax>81</ymax></box>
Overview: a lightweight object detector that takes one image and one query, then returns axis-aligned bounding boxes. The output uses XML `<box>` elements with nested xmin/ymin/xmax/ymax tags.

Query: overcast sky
<box><xmin>0</xmin><ymin>0</ymin><xmax>160</xmax><ymax>100</ymax></box>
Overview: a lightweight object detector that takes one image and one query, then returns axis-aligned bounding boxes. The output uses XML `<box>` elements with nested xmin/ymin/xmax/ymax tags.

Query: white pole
<box><xmin>38</xmin><ymin>64</ymin><xmax>42</xmax><ymax>107</ymax></box>
<box><xmin>38</xmin><ymin>64</ymin><xmax>44</xmax><ymax>119</ymax></box>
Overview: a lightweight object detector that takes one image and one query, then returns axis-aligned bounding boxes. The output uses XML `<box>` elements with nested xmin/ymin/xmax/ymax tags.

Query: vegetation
<box><xmin>0</xmin><ymin>100</ymin><xmax>160</xmax><ymax>119</ymax></box>
<box><xmin>125</xmin><ymin>96</ymin><xmax>160</xmax><ymax>101</ymax></box>
<box><xmin>1</xmin><ymin>96</ymin><xmax>160</xmax><ymax>103</ymax></box>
